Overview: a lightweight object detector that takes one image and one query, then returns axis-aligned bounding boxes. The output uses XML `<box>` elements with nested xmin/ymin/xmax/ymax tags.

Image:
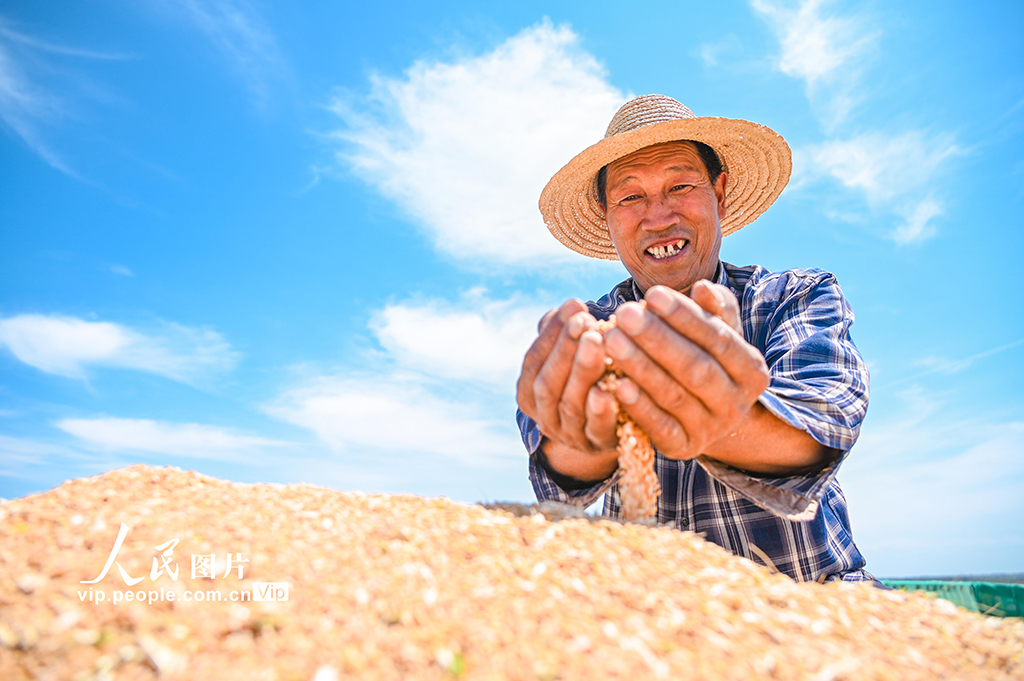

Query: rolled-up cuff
<box><xmin>692</xmin><ymin>391</ymin><xmax>847</xmax><ymax>522</ymax></box>
<box><xmin>529</xmin><ymin>454</ymin><xmax>622</xmax><ymax>508</ymax></box>
<box><xmin>759</xmin><ymin>382</ymin><xmax>861</xmax><ymax>452</ymax></box>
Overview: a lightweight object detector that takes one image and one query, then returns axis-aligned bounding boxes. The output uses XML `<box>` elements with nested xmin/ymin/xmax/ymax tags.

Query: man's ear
<box><xmin>714</xmin><ymin>172</ymin><xmax>728</xmax><ymax>220</ymax></box>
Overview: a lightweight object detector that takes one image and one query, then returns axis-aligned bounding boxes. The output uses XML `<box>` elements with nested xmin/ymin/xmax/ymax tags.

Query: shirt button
<box><xmin>680</xmin><ymin>518</ymin><xmax>689</xmax><ymax>529</ymax></box>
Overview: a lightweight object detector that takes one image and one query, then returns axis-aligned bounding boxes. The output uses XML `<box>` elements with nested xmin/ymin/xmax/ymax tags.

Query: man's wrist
<box><xmin>536</xmin><ymin>438</ymin><xmax>617</xmax><ymax>489</ymax></box>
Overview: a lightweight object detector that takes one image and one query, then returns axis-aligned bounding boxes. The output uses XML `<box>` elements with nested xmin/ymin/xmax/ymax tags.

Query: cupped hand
<box><xmin>599</xmin><ymin>280</ymin><xmax>769</xmax><ymax>461</ymax></box>
<box><xmin>516</xmin><ymin>300</ymin><xmax>621</xmax><ymax>480</ymax></box>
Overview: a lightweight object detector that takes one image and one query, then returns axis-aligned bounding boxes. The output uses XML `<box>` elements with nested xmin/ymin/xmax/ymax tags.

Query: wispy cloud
<box><xmin>0</xmin><ymin>21</ymin><xmax>74</xmax><ymax>175</ymax></box>
<box><xmin>751</xmin><ymin>0</ymin><xmax>877</xmax><ymax>129</ymax></box>
<box><xmin>57</xmin><ymin>417</ymin><xmax>286</xmax><ymax>461</ymax></box>
<box><xmin>371</xmin><ymin>289</ymin><xmax>547</xmax><ymax>389</ymax></box>
<box><xmin>328</xmin><ymin>19</ymin><xmax>628</xmax><ymax>268</ymax></box>
<box><xmin>162</xmin><ymin>0</ymin><xmax>285</xmax><ymax>107</ymax></box>
<box><xmin>698</xmin><ymin>35</ymin><xmax>746</xmax><ymax>68</ymax></box>
<box><xmin>841</xmin><ymin>387</ymin><xmax>1024</xmax><ymax>576</ymax></box>
<box><xmin>267</xmin><ymin>291</ymin><xmax>546</xmax><ymax>466</ymax></box>
<box><xmin>795</xmin><ymin>130</ymin><xmax>961</xmax><ymax>244</ymax></box>
<box><xmin>750</xmin><ymin>2</ymin><xmax>961</xmax><ymax>244</ymax></box>
<box><xmin>0</xmin><ymin>314</ymin><xmax>237</xmax><ymax>384</ymax></box>
<box><xmin>0</xmin><ymin>16</ymin><xmax>136</xmax><ymax>177</ymax></box>
<box><xmin>109</xmin><ymin>264</ymin><xmax>135</xmax><ymax>277</ymax></box>
<box><xmin>0</xmin><ymin>434</ymin><xmax>86</xmax><ymax>478</ymax></box>
<box><xmin>883</xmin><ymin>336</ymin><xmax>1024</xmax><ymax>388</ymax></box>
<box><xmin>267</xmin><ymin>374</ymin><xmax>521</xmax><ymax>466</ymax></box>
<box><xmin>0</xmin><ymin>23</ymin><xmax>132</xmax><ymax>60</ymax></box>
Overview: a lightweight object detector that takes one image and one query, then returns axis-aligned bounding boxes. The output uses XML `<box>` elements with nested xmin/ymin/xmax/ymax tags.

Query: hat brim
<box><xmin>538</xmin><ymin>117</ymin><xmax>792</xmax><ymax>260</ymax></box>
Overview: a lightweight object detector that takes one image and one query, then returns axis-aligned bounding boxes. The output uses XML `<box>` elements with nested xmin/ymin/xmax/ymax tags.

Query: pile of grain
<box><xmin>1</xmin><ymin>465</ymin><xmax>1021</xmax><ymax>680</ymax></box>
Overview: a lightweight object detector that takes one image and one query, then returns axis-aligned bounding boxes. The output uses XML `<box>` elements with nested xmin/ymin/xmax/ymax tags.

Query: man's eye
<box><xmin>671</xmin><ymin>184</ymin><xmax>693</xmax><ymax>193</ymax></box>
<box><xmin>617</xmin><ymin>194</ymin><xmax>642</xmax><ymax>204</ymax></box>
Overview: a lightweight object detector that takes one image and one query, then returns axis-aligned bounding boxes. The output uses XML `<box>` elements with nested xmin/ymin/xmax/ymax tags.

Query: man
<box><xmin>516</xmin><ymin>95</ymin><xmax>874</xmax><ymax>583</ymax></box>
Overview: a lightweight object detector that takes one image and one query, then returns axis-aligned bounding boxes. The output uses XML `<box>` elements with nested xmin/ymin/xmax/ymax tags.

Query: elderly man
<box><xmin>515</xmin><ymin>95</ymin><xmax>874</xmax><ymax>583</ymax></box>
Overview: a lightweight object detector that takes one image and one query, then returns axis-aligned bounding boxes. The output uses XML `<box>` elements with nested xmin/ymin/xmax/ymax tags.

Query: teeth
<box><xmin>647</xmin><ymin>240</ymin><xmax>685</xmax><ymax>259</ymax></box>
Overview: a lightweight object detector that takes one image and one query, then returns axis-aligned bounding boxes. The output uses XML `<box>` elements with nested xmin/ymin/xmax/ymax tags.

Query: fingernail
<box><xmin>616</xmin><ymin>379</ymin><xmax>639</xmax><ymax>404</ymax></box>
<box><xmin>587</xmin><ymin>388</ymin><xmax>606</xmax><ymax>413</ymax></box>
<box><xmin>566</xmin><ymin>313</ymin><xmax>586</xmax><ymax>339</ymax></box>
<box><xmin>604</xmin><ymin>328</ymin><xmax>635</xmax><ymax>360</ymax></box>
<box><xmin>616</xmin><ymin>303</ymin><xmax>648</xmax><ymax>334</ymax></box>
<box><xmin>577</xmin><ymin>331</ymin><xmax>602</xmax><ymax>365</ymax></box>
<box><xmin>646</xmin><ymin>286</ymin><xmax>677</xmax><ymax>315</ymax></box>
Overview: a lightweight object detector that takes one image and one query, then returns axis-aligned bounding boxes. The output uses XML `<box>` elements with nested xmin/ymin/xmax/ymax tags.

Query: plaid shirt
<box><xmin>518</xmin><ymin>261</ymin><xmax>875</xmax><ymax>583</ymax></box>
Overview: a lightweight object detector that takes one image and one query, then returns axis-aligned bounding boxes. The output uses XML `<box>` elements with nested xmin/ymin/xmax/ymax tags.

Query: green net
<box><xmin>882</xmin><ymin>580</ymin><xmax>1024</xmax><ymax>618</ymax></box>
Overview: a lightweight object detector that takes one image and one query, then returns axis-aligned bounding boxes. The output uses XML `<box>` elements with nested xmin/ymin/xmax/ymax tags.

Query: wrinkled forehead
<box><xmin>606</xmin><ymin>141</ymin><xmax>709</xmax><ymax>178</ymax></box>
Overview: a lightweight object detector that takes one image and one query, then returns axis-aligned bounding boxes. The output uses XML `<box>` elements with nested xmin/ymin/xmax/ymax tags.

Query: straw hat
<box><xmin>539</xmin><ymin>94</ymin><xmax>792</xmax><ymax>260</ymax></box>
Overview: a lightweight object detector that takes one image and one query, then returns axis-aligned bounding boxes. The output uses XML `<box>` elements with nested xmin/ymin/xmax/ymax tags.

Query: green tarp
<box><xmin>882</xmin><ymin>580</ymin><xmax>1024</xmax><ymax>618</ymax></box>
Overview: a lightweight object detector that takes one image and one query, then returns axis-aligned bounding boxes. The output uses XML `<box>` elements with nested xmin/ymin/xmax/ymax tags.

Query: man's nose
<box><xmin>640</xmin><ymin>195</ymin><xmax>678</xmax><ymax>231</ymax></box>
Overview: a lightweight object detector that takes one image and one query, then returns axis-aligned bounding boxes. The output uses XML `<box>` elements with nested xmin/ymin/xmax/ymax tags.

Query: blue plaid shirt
<box><xmin>518</xmin><ymin>261</ymin><xmax>875</xmax><ymax>583</ymax></box>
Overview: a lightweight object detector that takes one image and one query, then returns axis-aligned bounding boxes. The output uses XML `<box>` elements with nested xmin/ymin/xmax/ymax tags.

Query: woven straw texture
<box><xmin>539</xmin><ymin>95</ymin><xmax>792</xmax><ymax>260</ymax></box>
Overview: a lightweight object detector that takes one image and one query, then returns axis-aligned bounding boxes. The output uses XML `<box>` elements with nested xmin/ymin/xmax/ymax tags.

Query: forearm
<box><xmin>701</xmin><ymin>401</ymin><xmax>837</xmax><ymax>477</ymax></box>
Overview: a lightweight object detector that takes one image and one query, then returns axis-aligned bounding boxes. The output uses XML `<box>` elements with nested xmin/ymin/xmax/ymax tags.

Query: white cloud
<box><xmin>109</xmin><ymin>264</ymin><xmax>135</xmax><ymax>277</ymax></box>
<box><xmin>805</xmin><ymin>132</ymin><xmax>958</xmax><ymax>204</ymax></box>
<box><xmin>889</xmin><ymin>198</ymin><xmax>941</xmax><ymax>245</ymax></box>
<box><xmin>164</xmin><ymin>0</ymin><xmax>285</xmax><ymax>107</ymax></box>
<box><xmin>751</xmin><ymin>0</ymin><xmax>876</xmax><ymax>129</ymax></box>
<box><xmin>887</xmin><ymin>336</ymin><xmax>1024</xmax><ymax>388</ymax></box>
<box><xmin>698</xmin><ymin>35</ymin><xmax>745</xmax><ymax>68</ymax></box>
<box><xmin>797</xmin><ymin>131</ymin><xmax>960</xmax><ymax>243</ymax></box>
<box><xmin>371</xmin><ymin>290</ymin><xmax>547</xmax><ymax>388</ymax></box>
<box><xmin>328</xmin><ymin>19</ymin><xmax>628</xmax><ymax>268</ymax></box>
<box><xmin>752</xmin><ymin>0</ymin><xmax>871</xmax><ymax>84</ymax></box>
<box><xmin>266</xmin><ymin>291</ymin><xmax>549</xmax><ymax>466</ymax></box>
<box><xmin>0</xmin><ymin>22</ymin><xmax>74</xmax><ymax>175</ymax></box>
<box><xmin>266</xmin><ymin>373</ymin><xmax>522</xmax><ymax>466</ymax></box>
<box><xmin>0</xmin><ymin>314</ymin><xmax>237</xmax><ymax>383</ymax></box>
<box><xmin>0</xmin><ymin>23</ymin><xmax>130</xmax><ymax>60</ymax></box>
<box><xmin>840</xmin><ymin>387</ymin><xmax>1024</xmax><ymax>576</ymax></box>
<box><xmin>57</xmin><ymin>417</ymin><xmax>286</xmax><ymax>461</ymax></box>
<box><xmin>0</xmin><ymin>17</ymin><xmax>135</xmax><ymax>177</ymax></box>
<box><xmin>0</xmin><ymin>434</ymin><xmax>86</xmax><ymax>477</ymax></box>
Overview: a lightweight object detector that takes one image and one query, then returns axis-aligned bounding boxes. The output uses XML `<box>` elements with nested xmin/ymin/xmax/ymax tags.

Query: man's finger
<box><xmin>607</xmin><ymin>309</ymin><xmax>737</xmax><ymax>409</ymax></box>
<box><xmin>690</xmin><ymin>280</ymin><xmax>742</xmax><ymax>334</ymax></box>
<box><xmin>531</xmin><ymin>310</ymin><xmax>595</xmax><ymax>436</ymax></box>
<box><xmin>537</xmin><ymin>308</ymin><xmax>558</xmax><ymax>334</ymax></box>
<box><xmin>557</xmin><ymin>330</ymin><xmax>608</xmax><ymax>438</ymax></box>
<box><xmin>583</xmin><ymin>386</ymin><xmax>619</xmax><ymax>451</ymax></box>
<box><xmin>639</xmin><ymin>287</ymin><xmax>765</xmax><ymax>385</ymax></box>
<box><xmin>517</xmin><ymin>299</ymin><xmax>588</xmax><ymax>415</ymax></box>
<box><xmin>612</xmin><ymin>377</ymin><xmax>696</xmax><ymax>459</ymax></box>
<box><xmin>604</xmin><ymin>325</ymin><xmax>719</xmax><ymax>422</ymax></box>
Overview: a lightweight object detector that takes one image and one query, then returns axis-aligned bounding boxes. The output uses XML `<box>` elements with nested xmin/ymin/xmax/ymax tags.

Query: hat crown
<box><xmin>604</xmin><ymin>94</ymin><xmax>696</xmax><ymax>138</ymax></box>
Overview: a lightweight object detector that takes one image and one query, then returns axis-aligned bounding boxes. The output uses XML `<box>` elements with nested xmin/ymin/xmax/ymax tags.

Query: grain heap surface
<box><xmin>1</xmin><ymin>465</ymin><xmax>1021</xmax><ymax>681</ymax></box>
<box><xmin>595</xmin><ymin>311</ymin><xmax>661</xmax><ymax>521</ymax></box>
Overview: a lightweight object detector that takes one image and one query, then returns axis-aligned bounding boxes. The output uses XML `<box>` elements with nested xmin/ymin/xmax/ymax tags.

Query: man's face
<box><xmin>602</xmin><ymin>141</ymin><xmax>727</xmax><ymax>295</ymax></box>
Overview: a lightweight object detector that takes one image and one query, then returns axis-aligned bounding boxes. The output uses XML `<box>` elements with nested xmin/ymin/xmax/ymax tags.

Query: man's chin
<box><xmin>631</xmin><ymin>258</ymin><xmax>720</xmax><ymax>296</ymax></box>
<box><xmin>633</xmin><ymin>271</ymin><xmax>701</xmax><ymax>297</ymax></box>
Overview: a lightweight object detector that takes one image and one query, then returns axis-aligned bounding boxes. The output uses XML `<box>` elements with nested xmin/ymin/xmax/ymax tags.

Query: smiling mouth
<box><xmin>646</xmin><ymin>239</ymin><xmax>687</xmax><ymax>260</ymax></box>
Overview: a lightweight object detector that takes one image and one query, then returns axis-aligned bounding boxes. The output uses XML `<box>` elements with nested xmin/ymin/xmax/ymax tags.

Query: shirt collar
<box><xmin>714</xmin><ymin>260</ymin><xmax>729</xmax><ymax>288</ymax></box>
<box><xmin>627</xmin><ymin>260</ymin><xmax>726</xmax><ymax>300</ymax></box>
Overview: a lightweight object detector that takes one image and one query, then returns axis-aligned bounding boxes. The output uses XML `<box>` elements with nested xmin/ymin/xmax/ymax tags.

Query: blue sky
<box><xmin>1</xmin><ymin>0</ymin><xmax>1021</xmax><ymax>578</ymax></box>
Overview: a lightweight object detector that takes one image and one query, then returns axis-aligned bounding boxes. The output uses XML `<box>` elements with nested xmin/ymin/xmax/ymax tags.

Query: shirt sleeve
<box><xmin>517</xmin><ymin>409</ymin><xmax>618</xmax><ymax>508</ymax></box>
<box><xmin>698</xmin><ymin>269</ymin><xmax>870</xmax><ymax>521</ymax></box>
